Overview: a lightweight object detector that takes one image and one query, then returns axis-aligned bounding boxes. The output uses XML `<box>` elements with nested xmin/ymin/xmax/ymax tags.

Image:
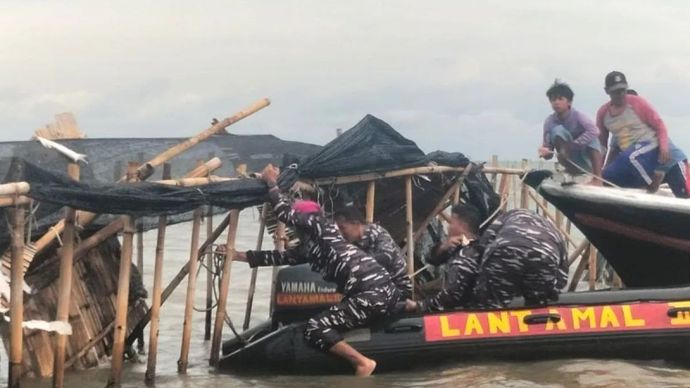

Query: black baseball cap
<box><xmin>605</xmin><ymin>71</ymin><xmax>628</xmax><ymax>92</ymax></box>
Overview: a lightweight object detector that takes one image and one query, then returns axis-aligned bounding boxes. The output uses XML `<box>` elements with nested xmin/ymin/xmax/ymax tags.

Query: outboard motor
<box><xmin>272</xmin><ymin>264</ymin><xmax>341</xmax><ymax>326</ymax></box>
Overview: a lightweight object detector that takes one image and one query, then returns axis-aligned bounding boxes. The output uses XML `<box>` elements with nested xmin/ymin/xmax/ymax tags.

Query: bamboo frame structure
<box><xmin>243</xmin><ymin>204</ymin><xmax>269</xmax><ymax>330</ymax></box>
<box><xmin>9</xmin><ymin>205</ymin><xmax>26</xmax><ymax>388</ymax></box>
<box><xmin>177</xmin><ymin>207</ymin><xmax>203</xmax><ymax>373</ymax></box>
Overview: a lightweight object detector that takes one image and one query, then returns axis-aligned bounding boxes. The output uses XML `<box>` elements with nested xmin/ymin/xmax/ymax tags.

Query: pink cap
<box><xmin>293</xmin><ymin>200</ymin><xmax>321</xmax><ymax>214</ymax></box>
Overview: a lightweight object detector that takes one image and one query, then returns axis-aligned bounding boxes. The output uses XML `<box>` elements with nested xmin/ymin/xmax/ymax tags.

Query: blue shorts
<box><xmin>603</xmin><ymin>142</ymin><xmax>690</xmax><ymax>198</ymax></box>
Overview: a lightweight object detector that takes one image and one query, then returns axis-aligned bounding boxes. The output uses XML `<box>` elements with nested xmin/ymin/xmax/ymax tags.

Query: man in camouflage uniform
<box><xmin>406</xmin><ymin>204</ymin><xmax>567</xmax><ymax>312</ymax></box>
<box><xmin>235</xmin><ymin>165</ymin><xmax>399</xmax><ymax>376</ymax></box>
<box><xmin>334</xmin><ymin>206</ymin><xmax>413</xmax><ymax>299</ymax></box>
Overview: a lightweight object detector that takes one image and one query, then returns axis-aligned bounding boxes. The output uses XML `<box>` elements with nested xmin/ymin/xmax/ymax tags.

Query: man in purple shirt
<box><xmin>538</xmin><ymin>80</ymin><xmax>603</xmax><ymax>184</ymax></box>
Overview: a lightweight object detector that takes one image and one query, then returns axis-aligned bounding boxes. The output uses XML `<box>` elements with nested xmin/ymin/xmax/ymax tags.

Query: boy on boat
<box><xmin>597</xmin><ymin>71</ymin><xmax>690</xmax><ymax>197</ymax></box>
<box><xmin>406</xmin><ymin>205</ymin><xmax>568</xmax><ymax>312</ymax></box>
<box><xmin>334</xmin><ymin>206</ymin><xmax>413</xmax><ymax>299</ymax></box>
<box><xmin>234</xmin><ymin>165</ymin><xmax>399</xmax><ymax>376</ymax></box>
<box><xmin>538</xmin><ymin>80</ymin><xmax>603</xmax><ymax>184</ymax></box>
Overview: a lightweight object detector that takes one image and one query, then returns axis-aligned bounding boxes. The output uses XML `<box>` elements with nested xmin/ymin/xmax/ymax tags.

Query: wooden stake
<box><xmin>405</xmin><ymin>177</ymin><xmax>414</xmax><ymax>286</ymax></box>
<box><xmin>497</xmin><ymin>173</ymin><xmax>512</xmax><ymax>211</ymax></box>
<box><xmin>136</xmin><ymin>152</ymin><xmax>145</xmax><ymax>279</ymax></box>
<box><xmin>107</xmin><ymin>162</ymin><xmax>138</xmax><ymax>388</ymax></box>
<box><xmin>53</xmin><ymin>163</ymin><xmax>80</xmax><ymax>388</ymax></box>
<box><xmin>269</xmin><ymin>221</ymin><xmax>286</xmax><ymax>316</ymax></box>
<box><xmin>588</xmin><ymin>245</ymin><xmax>598</xmax><ymax>291</ymax></box>
<box><xmin>568</xmin><ymin>243</ymin><xmax>591</xmax><ymax>292</ymax></box>
<box><xmin>204</xmin><ymin>153</ymin><xmax>215</xmax><ymax>341</ymax></box>
<box><xmin>204</xmin><ymin>204</ymin><xmax>214</xmax><ymax>340</ymax></box>
<box><xmin>8</xmin><ymin>205</ymin><xmax>26</xmax><ymax>388</ymax></box>
<box><xmin>365</xmin><ymin>181</ymin><xmax>375</xmax><ymax>223</ymax></box>
<box><xmin>490</xmin><ymin>155</ymin><xmax>499</xmax><ymax>190</ymax></box>
<box><xmin>210</xmin><ymin>210</ymin><xmax>240</xmax><ymax>366</ymax></box>
<box><xmin>243</xmin><ymin>204</ymin><xmax>268</xmax><ymax>330</ymax></box>
<box><xmin>520</xmin><ymin>159</ymin><xmax>529</xmax><ymax>209</ymax></box>
<box><xmin>145</xmin><ymin>163</ymin><xmax>171</xmax><ymax>384</ymax></box>
<box><xmin>177</xmin><ymin>208</ymin><xmax>203</xmax><ymax>373</ymax></box>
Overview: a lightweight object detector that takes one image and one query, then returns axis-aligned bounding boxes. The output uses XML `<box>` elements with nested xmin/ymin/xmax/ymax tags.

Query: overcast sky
<box><xmin>2</xmin><ymin>1</ymin><xmax>690</xmax><ymax>161</ymax></box>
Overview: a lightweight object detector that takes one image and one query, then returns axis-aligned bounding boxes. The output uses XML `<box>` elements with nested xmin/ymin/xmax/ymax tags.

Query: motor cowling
<box><xmin>271</xmin><ymin>264</ymin><xmax>342</xmax><ymax>325</ymax></box>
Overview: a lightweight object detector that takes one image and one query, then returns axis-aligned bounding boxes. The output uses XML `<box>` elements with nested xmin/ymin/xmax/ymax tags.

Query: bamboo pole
<box><xmin>410</xmin><ymin>180</ymin><xmax>460</xmax><ymax>244</ymax></box>
<box><xmin>107</xmin><ymin>163</ymin><xmax>138</xmax><ymax>388</ymax></box>
<box><xmin>269</xmin><ymin>221</ymin><xmax>286</xmax><ymax>316</ymax></box>
<box><xmin>0</xmin><ymin>196</ymin><xmax>31</xmax><ymax>208</ymax></box>
<box><xmin>137</xmin><ymin>98</ymin><xmax>269</xmax><ymax>180</ymax></box>
<box><xmin>568</xmin><ymin>243</ymin><xmax>591</xmax><ymax>292</ymax></box>
<box><xmin>0</xmin><ymin>182</ymin><xmax>30</xmax><ymax>196</ymax></box>
<box><xmin>52</xmin><ymin>163</ymin><xmax>80</xmax><ymax>388</ymax></box>
<box><xmin>498</xmin><ymin>173</ymin><xmax>512</xmax><ymax>211</ymax></box>
<box><xmin>311</xmin><ymin>165</ymin><xmax>526</xmax><ymax>186</ymax></box>
<box><xmin>8</xmin><ymin>205</ymin><xmax>26</xmax><ymax>388</ymax></box>
<box><xmin>567</xmin><ymin>240</ymin><xmax>590</xmax><ymax>267</ymax></box>
<box><xmin>588</xmin><ymin>245</ymin><xmax>598</xmax><ymax>291</ymax></box>
<box><xmin>136</xmin><ymin>152</ymin><xmax>145</xmax><ymax>280</ymax></box>
<box><xmin>125</xmin><ymin>212</ymin><xmax>232</xmax><ymax>348</ymax></box>
<box><xmin>490</xmin><ymin>155</ymin><xmax>499</xmax><ymax>190</ymax></box>
<box><xmin>177</xmin><ymin>207</ymin><xmax>203</xmax><ymax>373</ymax></box>
<box><xmin>243</xmin><ymin>204</ymin><xmax>269</xmax><ymax>331</ymax></box>
<box><xmin>204</xmin><ymin>204</ymin><xmax>214</xmax><ymax>341</ymax></box>
<box><xmin>145</xmin><ymin>163</ymin><xmax>171</xmax><ymax>384</ymax></box>
<box><xmin>613</xmin><ymin>272</ymin><xmax>623</xmax><ymax>290</ymax></box>
<box><xmin>520</xmin><ymin>159</ymin><xmax>529</xmax><ymax>209</ymax></box>
<box><xmin>365</xmin><ymin>181</ymin><xmax>375</xmax><ymax>223</ymax></box>
<box><xmin>210</xmin><ymin>210</ymin><xmax>240</xmax><ymax>366</ymax></box>
<box><xmin>204</xmin><ymin>153</ymin><xmax>215</xmax><ymax>341</ymax></box>
<box><xmin>405</xmin><ymin>177</ymin><xmax>414</xmax><ymax>282</ymax></box>
<box><xmin>155</xmin><ymin>176</ymin><xmax>233</xmax><ymax>186</ymax></box>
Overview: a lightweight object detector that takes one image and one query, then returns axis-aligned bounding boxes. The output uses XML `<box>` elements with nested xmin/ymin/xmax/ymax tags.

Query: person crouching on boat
<box><xmin>597</xmin><ymin>71</ymin><xmax>690</xmax><ymax>197</ymax></box>
<box><xmin>538</xmin><ymin>80</ymin><xmax>604</xmax><ymax>185</ymax></box>
<box><xmin>404</xmin><ymin>204</ymin><xmax>482</xmax><ymax>313</ymax></box>
<box><xmin>408</xmin><ymin>205</ymin><xmax>568</xmax><ymax>310</ymax></box>
<box><xmin>334</xmin><ymin>206</ymin><xmax>413</xmax><ymax>299</ymax></box>
<box><xmin>234</xmin><ymin>165</ymin><xmax>399</xmax><ymax>376</ymax></box>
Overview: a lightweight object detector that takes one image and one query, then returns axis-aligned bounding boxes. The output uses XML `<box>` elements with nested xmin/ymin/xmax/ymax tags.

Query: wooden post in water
<box><xmin>204</xmin><ymin>153</ymin><xmax>215</xmax><ymax>341</ymax></box>
<box><xmin>8</xmin><ymin>205</ymin><xmax>26</xmax><ymax>388</ymax></box>
<box><xmin>177</xmin><ymin>207</ymin><xmax>203</xmax><ymax>373</ymax></box>
<box><xmin>405</xmin><ymin>176</ymin><xmax>415</xmax><ymax>287</ymax></box>
<box><xmin>520</xmin><ymin>159</ymin><xmax>529</xmax><ymax>210</ymax></box>
<box><xmin>243</xmin><ymin>204</ymin><xmax>269</xmax><ymax>330</ymax></box>
<box><xmin>145</xmin><ymin>163</ymin><xmax>171</xmax><ymax>384</ymax></box>
<box><xmin>588</xmin><ymin>245</ymin><xmax>598</xmax><ymax>291</ymax></box>
<box><xmin>490</xmin><ymin>155</ymin><xmax>499</xmax><ymax>190</ymax></box>
<box><xmin>365</xmin><ymin>181</ymin><xmax>376</xmax><ymax>223</ymax></box>
<box><xmin>53</xmin><ymin>163</ymin><xmax>80</xmax><ymax>388</ymax></box>
<box><xmin>136</xmin><ymin>152</ymin><xmax>145</xmax><ymax>277</ymax></box>
<box><xmin>269</xmin><ymin>221</ymin><xmax>286</xmax><ymax>316</ymax></box>
<box><xmin>210</xmin><ymin>210</ymin><xmax>240</xmax><ymax>366</ymax></box>
<box><xmin>568</xmin><ymin>243</ymin><xmax>591</xmax><ymax>292</ymax></box>
<box><xmin>107</xmin><ymin>162</ymin><xmax>138</xmax><ymax>388</ymax></box>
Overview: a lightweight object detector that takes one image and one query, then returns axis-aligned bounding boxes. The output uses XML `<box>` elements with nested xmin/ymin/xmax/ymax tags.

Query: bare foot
<box><xmin>648</xmin><ymin>171</ymin><xmax>665</xmax><ymax>193</ymax></box>
<box><xmin>355</xmin><ymin>358</ymin><xmax>377</xmax><ymax>377</ymax></box>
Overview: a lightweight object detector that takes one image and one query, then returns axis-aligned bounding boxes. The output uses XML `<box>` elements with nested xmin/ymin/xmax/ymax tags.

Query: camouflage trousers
<box><xmin>474</xmin><ymin>245</ymin><xmax>567</xmax><ymax>308</ymax></box>
<box><xmin>304</xmin><ymin>284</ymin><xmax>399</xmax><ymax>351</ymax></box>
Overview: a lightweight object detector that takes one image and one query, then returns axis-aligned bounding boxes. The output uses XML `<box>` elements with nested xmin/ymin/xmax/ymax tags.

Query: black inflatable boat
<box><xmin>219</xmin><ymin>264</ymin><xmax>690</xmax><ymax>374</ymax></box>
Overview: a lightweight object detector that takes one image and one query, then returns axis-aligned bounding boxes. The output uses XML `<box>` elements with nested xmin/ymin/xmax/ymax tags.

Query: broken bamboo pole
<box><xmin>136</xmin><ymin>98</ymin><xmax>269</xmax><ymax>181</ymax></box>
<box><xmin>177</xmin><ymin>207</ymin><xmax>203</xmax><ymax>374</ymax></box>
<box><xmin>527</xmin><ymin>190</ymin><xmax>577</xmax><ymax>250</ymax></box>
<box><xmin>243</xmin><ymin>204</ymin><xmax>269</xmax><ymax>331</ymax></box>
<box><xmin>107</xmin><ymin>163</ymin><xmax>138</xmax><ymax>388</ymax></box>
<box><xmin>53</xmin><ymin>163</ymin><xmax>80</xmax><ymax>388</ymax></box>
<box><xmin>365</xmin><ymin>181</ymin><xmax>376</xmax><ymax>223</ymax></box>
<box><xmin>145</xmin><ymin>163</ymin><xmax>171</xmax><ymax>383</ymax></box>
<box><xmin>410</xmin><ymin>180</ymin><xmax>460</xmax><ymax>245</ymax></box>
<box><xmin>405</xmin><ymin>177</ymin><xmax>414</xmax><ymax>281</ymax></box>
<box><xmin>567</xmin><ymin>240</ymin><xmax>590</xmax><ymax>267</ymax></box>
<box><xmin>125</xmin><ymin>212</ymin><xmax>232</xmax><ymax>348</ymax></box>
<box><xmin>210</xmin><ymin>210</ymin><xmax>240</xmax><ymax>366</ymax></box>
<box><xmin>8</xmin><ymin>205</ymin><xmax>26</xmax><ymax>388</ymax></box>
